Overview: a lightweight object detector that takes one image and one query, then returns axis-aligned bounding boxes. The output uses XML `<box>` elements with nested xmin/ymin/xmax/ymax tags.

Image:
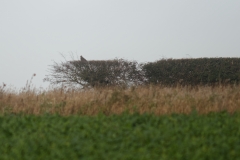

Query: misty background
<box><xmin>1</xmin><ymin>0</ymin><xmax>240</xmax><ymax>90</ymax></box>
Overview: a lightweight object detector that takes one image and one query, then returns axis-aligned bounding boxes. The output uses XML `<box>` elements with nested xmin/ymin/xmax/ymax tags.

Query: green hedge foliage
<box><xmin>143</xmin><ymin>58</ymin><xmax>240</xmax><ymax>86</ymax></box>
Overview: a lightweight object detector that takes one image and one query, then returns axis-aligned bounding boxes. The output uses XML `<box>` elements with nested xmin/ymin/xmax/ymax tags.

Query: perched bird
<box><xmin>80</xmin><ymin>55</ymin><xmax>88</xmax><ymax>62</ymax></box>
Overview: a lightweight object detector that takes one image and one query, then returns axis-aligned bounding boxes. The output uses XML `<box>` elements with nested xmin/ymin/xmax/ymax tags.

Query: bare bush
<box><xmin>44</xmin><ymin>55</ymin><xmax>145</xmax><ymax>89</ymax></box>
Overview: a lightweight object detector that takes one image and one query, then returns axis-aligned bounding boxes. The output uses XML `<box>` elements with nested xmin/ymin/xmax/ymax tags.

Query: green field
<box><xmin>1</xmin><ymin>112</ymin><xmax>240</xmax><ymax>160</ymax></box>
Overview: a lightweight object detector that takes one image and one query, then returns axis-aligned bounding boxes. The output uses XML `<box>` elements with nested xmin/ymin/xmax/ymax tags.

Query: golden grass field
<box><xmin>1</xmin><ymin>82</ymin><xmax>240</xmax><ymax>116</ymax></box>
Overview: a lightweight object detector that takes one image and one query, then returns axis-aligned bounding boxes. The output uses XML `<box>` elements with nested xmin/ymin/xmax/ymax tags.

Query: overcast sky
<box><xmin>1</xmin><ymin>0</ymin><xmax>240</xmax><ymax>90</ymax></box>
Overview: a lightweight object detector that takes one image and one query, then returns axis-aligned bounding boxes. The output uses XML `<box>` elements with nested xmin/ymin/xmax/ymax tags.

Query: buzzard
<box><xmin>80</xmin><ymin>55</ymin><xmax>88</xmax><ymax>62</ymax></box>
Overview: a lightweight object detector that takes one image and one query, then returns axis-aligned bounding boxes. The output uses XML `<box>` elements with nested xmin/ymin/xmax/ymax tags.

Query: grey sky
<box><xmin>1</xmin><ymin>1</ymin><xmax>240</xmax><ymax>90</ymax></box>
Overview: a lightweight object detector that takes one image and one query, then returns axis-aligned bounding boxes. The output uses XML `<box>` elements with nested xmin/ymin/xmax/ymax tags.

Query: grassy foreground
<box><xmin>0</xmin><ymin>112</ymin><xmax>240</xmax><ymax>160</ymax></box>
<box><xmin>1</xmin><ymin>84</ymin><xmax>240</xmax><ymax>159</ymax></box>
<box><xmin>0</xmin><ymin>84</ymin><xmax>240</xmax><ymax>115</ymax></box>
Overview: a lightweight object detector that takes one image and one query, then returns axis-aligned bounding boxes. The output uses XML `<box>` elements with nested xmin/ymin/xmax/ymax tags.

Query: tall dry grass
<box><xmin>1</xmin><ymin>79</ymin><xmax>240</xmax><ymax>116</ymax></box>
